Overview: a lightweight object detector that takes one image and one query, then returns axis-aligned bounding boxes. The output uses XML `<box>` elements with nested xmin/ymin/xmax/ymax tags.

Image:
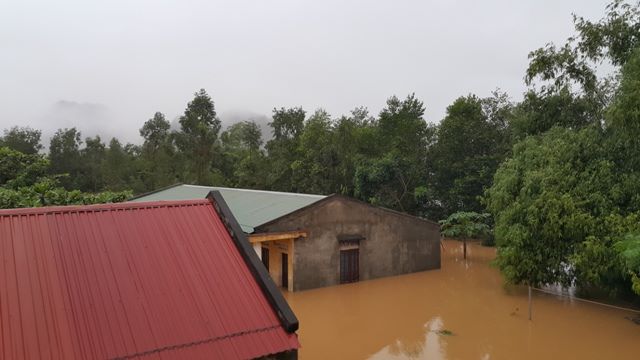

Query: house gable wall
<box><xmin>255</xmin><ymin>196</ymin><xmax>440</xmax><ymax>291</ymax></box>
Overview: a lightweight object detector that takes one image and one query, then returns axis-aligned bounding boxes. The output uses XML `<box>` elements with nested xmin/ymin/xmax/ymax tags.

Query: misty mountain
<box><xmin>219</xmin><ymin>110</ymin><xmax>273</xmax><ymax>142</ymax></box>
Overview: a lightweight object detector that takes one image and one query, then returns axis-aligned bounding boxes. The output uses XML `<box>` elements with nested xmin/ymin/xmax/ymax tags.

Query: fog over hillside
<box><xmin>35</xmin><ymin>101</ymin><xmax>273</xmax><ymax>148</ymax></box>
<box><xmin>1</xmin><ymin>0</ymin><xmax>610</xmax><ymax>146</ymax></box>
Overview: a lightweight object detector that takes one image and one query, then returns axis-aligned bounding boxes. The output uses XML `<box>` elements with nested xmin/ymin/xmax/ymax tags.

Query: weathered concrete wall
<box><xmin>256</xmin><ymin>196</ymin><xmax>440</xmax><ymax>291</ymax></box>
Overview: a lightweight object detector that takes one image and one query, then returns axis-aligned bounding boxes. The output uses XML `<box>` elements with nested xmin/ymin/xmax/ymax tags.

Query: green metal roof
<box><xmin>130</xmin><ymin>184</ymin><xmax>326</xmax><ymax>233</ymax></box>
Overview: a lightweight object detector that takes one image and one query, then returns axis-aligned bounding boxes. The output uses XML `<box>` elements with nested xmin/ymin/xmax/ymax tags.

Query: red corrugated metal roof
<box><xmin>0</xmin><ymin>199</ymin><xmax>299</xmax><ymax>359</ymax></box>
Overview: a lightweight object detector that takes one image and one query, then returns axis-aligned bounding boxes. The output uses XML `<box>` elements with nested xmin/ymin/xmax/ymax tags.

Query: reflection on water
<box><xmin>283</xmin><ymin>240</ymin><xmax>639</xmax><ymax>360</ymax></box>
<box><xmin>369</xmin><ymin>317</ymin><xmax>446</xmax><ymax>360</ymax></box>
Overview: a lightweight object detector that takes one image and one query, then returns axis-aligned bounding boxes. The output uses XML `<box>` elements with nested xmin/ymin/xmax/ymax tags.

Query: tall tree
<box><xmin>331</xmin><ymin>107</ymin><xmax>376</xmax><ymax>196</ymax></box>
<box><xmin>509</xmin><ymin>88</ymin><xmax>596</xmax><ymax>139</ymax></box>
<box><xmin>520</xmin><ymin>0</ymin><xmax>640</xmax><ymax>137</ymax></box>
<box><xmin>354</xmin><ymin>94</ymin><xmax>433</xmax><ymax>213</ymax></box>
<box><xmin>48</xmin><ymin>128</ymin><xmax>83</xmax><ymax>189</ymax></box>
<box><xmin>139</xmin><ymin>112</ymin><xmax>176</xmax><ymax>190</ymax></box>
<box><xmin>290</xmin><ymin>109</ymin><xmax>337</xmax><ymax>194</ymax></box>
<box><xmin>102</xmin><ymin>138</ymin><xmax>141</xmax><ymax>191</ymax></box>
<box><xmin>80</xmin><ymin>136</ymin><xmax>106</xmax><ymax>192</ymax></box>
<box><xmin>427</xmin><ymin>94</ymin><xmax>510</xmax><ymax>218</ymax></box>
<box><xmin>140</xmin><ymin>112</ymin><xmax>171</xmax><ymax>151</ymax></box>
<box><xmin>221</xmin><ymin>121</ymin><xmax>263</xmax><ymax>158</ymax></box>
<box><xmin>220</xmin><ymin>121</ymin><xmax>266</xmax><ymax>188</ymax></box>
<box><xmin>175</xmin><ymin>89</ymin><xmax>221</xmax><ymax>184</ymax></box>
<box><xmin>265</xmin><ymin>107</ymin><xmax>306</xmax><ymax>191</ymax></box>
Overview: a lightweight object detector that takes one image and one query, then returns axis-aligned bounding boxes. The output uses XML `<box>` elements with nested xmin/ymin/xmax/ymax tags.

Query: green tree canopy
<box><xmin>48</xmin><ymin>128</ymin><xmax>83</xmax><ymax>189</ymax></box>
<box><xmin>139</xmin><ymin>112</ymin><xmax>176</xmax><ymax>190</ymax></box>
<box><xmin>265</xmin><ymin>107</ymin><xmax>306</xmax><ymax>191</ymax></box>
<box><xmin>0</xmin><ymin>147</ymin><xmax>48</xmax><ymax>188</ymax></box>
<box><xmin>616</xmin><ymin>233</ymin><xmax>640</xmax><ymax>295</ymax></box>
<box><xmin>427</xmin><ymin>93</ymin><xmax>511</xmax><ymax>218</ymax></box>
<box><xmin>175</xmin><ymin>89</ymin><xmax>221</xmax><ymax>184</ymax></box>
<box><xmin>440</xmin><ymin>212</ymin><xmax>491</xmax><ymax>239</ymax></box>
<box><xmin>354</xmin><ymin>94</ymin><xmax>433</xmax><ymax>214</ymax></box>
<box><xmin>220</xmin><ymin>121</ymin><xmax>266</xmax><ymax>188</ymax></box>
<box><xmin>0</xmin><ymin>126</ymin><xmax>43</xmax><ymax>154</ymax></box>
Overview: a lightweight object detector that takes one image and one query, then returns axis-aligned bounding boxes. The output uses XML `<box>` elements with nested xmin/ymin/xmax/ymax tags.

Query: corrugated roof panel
<box><xmin>0</xmin><ymin>200</ymin><xmax>299</xmax><ymax>360</ymax></box>
<box><xmin>130</xmin><ymin>185</ymin><xmax>326</xmax><ymax>232</ymax></box>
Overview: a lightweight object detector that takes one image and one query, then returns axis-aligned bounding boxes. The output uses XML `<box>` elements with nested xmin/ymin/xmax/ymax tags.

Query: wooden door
<box><xmin>340</xmin><ymin>249</ymin><xmax>359</xmax><ymax>284</ymax></box>
<box><xmin>281</xmin><ymin>253</ymin><xmax>288</xmax><ymax>288</ymax></box>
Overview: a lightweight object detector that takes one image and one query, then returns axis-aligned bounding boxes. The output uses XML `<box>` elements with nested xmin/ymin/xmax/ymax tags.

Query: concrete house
<box><xmin>254</xmin><ymin>195</ymin><xmax>441</xmax><ymax>291</ymax></box>
<box><xmin>132</xmin><ymin>184</ymin><xmax>441</xmax><ymax>292</ymax></box>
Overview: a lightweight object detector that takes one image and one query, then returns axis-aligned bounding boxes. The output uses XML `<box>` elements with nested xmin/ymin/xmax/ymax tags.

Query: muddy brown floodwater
<box><xmin>283</xmin><ymin>240</ymin><xmax>639</xmax><ymax>360</ymax></box>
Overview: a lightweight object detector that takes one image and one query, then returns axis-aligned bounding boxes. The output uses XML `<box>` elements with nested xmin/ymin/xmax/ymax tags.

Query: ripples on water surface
<box><xmin>283</xmin><ymin>240</ymin><xmax>639</xmax><ymax>360</ymax></box>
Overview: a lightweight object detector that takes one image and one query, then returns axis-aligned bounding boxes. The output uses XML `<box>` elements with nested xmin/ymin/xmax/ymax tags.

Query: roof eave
<box><xmin>206</xmin><ymin>190</ymin><xmax>299</xmax><ymax>333</ymax></box>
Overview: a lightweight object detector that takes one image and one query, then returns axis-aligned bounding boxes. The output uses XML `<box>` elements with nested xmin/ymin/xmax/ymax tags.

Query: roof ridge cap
<box><xmin>182</xmin><ymin>184</ymin><xmax>326</xmax><ymax>198</ymax></box>
<box><xmin>0</xmin><ymin>199</ymin><xmax>210</xmax><ymax>217</ymax></box>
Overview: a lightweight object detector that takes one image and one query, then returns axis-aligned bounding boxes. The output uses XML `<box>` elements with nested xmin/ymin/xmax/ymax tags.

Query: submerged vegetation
<box><xmin>1</xmin><ymin>1</ymin><xmax>640</xmax><ymax>300</ymax></box>
<box><xmin>440</xmin><ymin>212</ymin><xmax>492</xmax><ymax>258</ymax></box>
<box><xmin>433</xmin><ymin>329</ymin><xmax>454</xmax><ymax>336</ymax></box>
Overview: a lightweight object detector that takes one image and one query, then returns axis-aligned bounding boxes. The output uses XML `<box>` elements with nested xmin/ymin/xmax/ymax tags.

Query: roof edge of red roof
<box><xmin>206</xmin><ymin>191</ymin><xmax>300</xmax><ymax>333</ymax></box>
<box><xmin>111</xmin><ymin>325</ymin><xmax>296</xmax><ymax>360</ymax></box>
<box><xmin>0</xmin><ymin>199</ymin><xmax>210</xmax><ymax>217</ymax></box>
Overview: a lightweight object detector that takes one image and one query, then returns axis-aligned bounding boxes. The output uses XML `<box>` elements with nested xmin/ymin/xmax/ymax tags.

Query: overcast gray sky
<box><xmin>1</xmin><ymin>0</ymin><xmax>610</xmax><ymax>144</ymax></box>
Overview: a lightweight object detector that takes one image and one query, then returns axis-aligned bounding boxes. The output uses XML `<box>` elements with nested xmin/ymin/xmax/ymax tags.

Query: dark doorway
<box><xmin>281</xmin><ymin>253</ymin><xmax>288</xmax><ymax>288</ymax></box>
<box><xmin>340</xmin><ymin>249</ymin><xmax>359</xmax><ymax>284</ymax></box>
<box><xmin>261</xmin><ymin>247</ymin><xmax>269</xmax><ymax>271</ymax></box>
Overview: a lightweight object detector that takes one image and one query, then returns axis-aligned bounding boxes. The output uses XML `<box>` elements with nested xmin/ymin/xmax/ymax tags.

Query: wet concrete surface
<box><xmin>283</xmin><ymin>240</ymin><xmax>639</xmax><ymax>359</ymax></box>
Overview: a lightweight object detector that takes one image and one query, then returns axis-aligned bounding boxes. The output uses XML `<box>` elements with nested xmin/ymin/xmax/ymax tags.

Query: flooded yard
<box><xmin>283</xmin><ymin>240</ymin><xmax>639</xmax><ymax>359</ymax></box>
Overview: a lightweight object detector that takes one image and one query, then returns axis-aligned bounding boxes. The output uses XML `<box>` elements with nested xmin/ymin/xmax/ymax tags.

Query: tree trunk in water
<box><xmin>463</xmin><ymin>240</ymin><xmax>467</xmax><ymax>260</ymax></box>
<box><xmin>528</xmin><ymin>285</ymin><xmax>532</xmax><ymax>320</ymax></box>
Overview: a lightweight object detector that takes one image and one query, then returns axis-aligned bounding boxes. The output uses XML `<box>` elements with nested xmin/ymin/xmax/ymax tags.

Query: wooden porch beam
<box><xmin>249</xmin><ymin>230</ymin><xmax>307</xmax><ymax>243</ymax></box>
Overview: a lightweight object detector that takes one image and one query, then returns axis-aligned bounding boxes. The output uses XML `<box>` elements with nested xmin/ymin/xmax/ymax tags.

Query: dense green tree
<box><xmin>440</xmin><ymin>211</ymin><xmax>491</xmax><ymax>259</ymax></box>
<box><xmin>220</xmin><ymin>121</ymin><xmax>266</xmax><ymax>188</ymax></box>
<box><xmin>485</xmin><ymin>124</ymin><xmax>640</xmax><ymax>298</ymax></box>
<box><xmin>616</xmin><ymin>233</ymin><xmax>640</xmax><ymax>295</ymax></box>
<box><xmin>101</xmin><ymin>138</ymin><xmax>144</xmax><ymax>192</ymax></box>
<box><xmin>377</xmin><ymin>94</ymin><xmax>431</xmax><ymax>156</ymax></box>
<box><xmin>0</xmin><ymin>126</ymin><xmax>43</xmax><ymax>154</ymax></box>
<box><xmin>140</xmin><ymin>112</ymin><xmax>171</xmax><ymax>150</ymax></box>
<box><xmin>175</xmin><ymin>89</ymin><xmax>221</xmax><ymax>184</ymax></box>
<box><xmin>291</xmin><ymin>109</ymin><xmax>339</xmax><ymax>194</ymax></box>
<box><xmin>330</xmin><ymin>108</ymin><xmax>376</xmax><ymax>196</ymax></box>
<box><xmin>527</xmin><ymin>0</ymin><xmax>640</xmax><ymax>93</ymax></box>
<box><xmin>139</xmin><ymin>112</ymin><xmax>176</xmax><ymax>190</ymax></box>
<box><xmin>80</xmin><ymin>136</ymin><xmax>106</xmax><ymax>192</ymax></box>
<box><xmin>48</xmin><ymin>128</ymin><xmax>83</xmax><ymax>189</ymax></box>
<box><xmin>221</xmin><ymin>121</ymin><xmax>263</xmax><ymax>156</ymax></box>
<box><xmin>520</xmin><ymin>0</ymin><xmax>640</xmax><ymax>138</ymax></box>
<box><xmin>0</xmin><ymin>147</ymin><xmax>48</xmax><ymax>188</ymax></box>
<box><xmin>428</xmin><ymin>94</ymin><xmax>510</xmax><ymax>218</ymax></box>
<box><xmin>485</xmin><ymin>1</ymin><xmax>640</xmax><ymax>302</ymax></box>
<box><xmin>510</xmin><ymin>89</ymin><xmax>597</xmax><ymax>139</ymax></box>
<box><xmin>355</xmin><ymin>152</ymin><xmax>421</xmax><ymax>212</ymax></box>
<box><xmin>354</xmin><ymin>94</ymin><xmax>433</xmax><ymax>213</ymax></box>
<box><xmin>606</xmin><ymin>46</ymin><xmax>640</xmax><ymax>171</ymax></box>
<box><xmin>269</xmin><ymin>107</ymin><xmax>305</xmax><ymax>141</ymax></box>
<box><xmin>0</xmin><ymin>145</ymin><xmax>130</xmax><ymax>209</ymax></box>
<box><xmin>265</xmin><ymin>107</ymin><xmax>306</xmax><ymax>191</ymax></box>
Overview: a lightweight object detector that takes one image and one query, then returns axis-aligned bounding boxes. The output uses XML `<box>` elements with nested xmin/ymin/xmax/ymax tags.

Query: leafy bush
<box><xmin>439</xmin><ymin>211</ymin><xmax>491</xmax><ymax>240</ymax></box>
